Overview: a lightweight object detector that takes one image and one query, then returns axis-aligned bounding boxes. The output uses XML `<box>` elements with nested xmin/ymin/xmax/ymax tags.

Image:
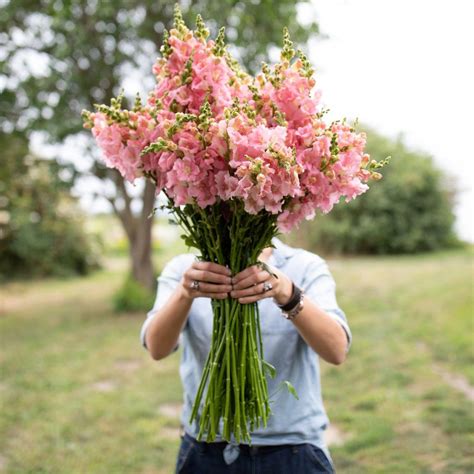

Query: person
<box><xmin>140</xmin><ymin>236</ymin><xmax>352</xmax><ymax>474</ymax></box>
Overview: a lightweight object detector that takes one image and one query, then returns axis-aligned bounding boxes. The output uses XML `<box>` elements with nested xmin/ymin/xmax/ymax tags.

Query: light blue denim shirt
<box><xmin>140</xmin><ymin>237</ymin><xmax>352</xmax><ymax>469</ymax></box>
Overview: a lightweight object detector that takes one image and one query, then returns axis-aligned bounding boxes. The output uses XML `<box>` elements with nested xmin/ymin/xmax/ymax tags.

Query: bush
<box><xmin>288</xmin><ymin>129</ymin><xmax>461</xmax><ymax>254</ymax></box>
<box><xmin>0</xmin><ymin>133</ymin><xmax>102</xmax><ymax>280</ymax></box>
<box><xmin>113</xmin><ymin>273</ymin><xmax>157</xmax><ymax>313</ymax></box>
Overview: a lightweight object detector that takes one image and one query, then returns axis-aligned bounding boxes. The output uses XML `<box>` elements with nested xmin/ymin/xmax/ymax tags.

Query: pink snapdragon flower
<box><xmin>85</xmin><ymin>19</ymin><xmax>379</xmax><ymax>233</ymax></box>
<box><xmin>91</xmin><ymin>113</ymin><xmax>149</xmax><ymax>182</ymax></box>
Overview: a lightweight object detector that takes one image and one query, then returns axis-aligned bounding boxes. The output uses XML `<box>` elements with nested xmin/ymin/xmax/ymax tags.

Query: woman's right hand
<box><xmin>179</xmin><ymin>260</ymin><xmax>233</xmax><ymax>300</ymax></box>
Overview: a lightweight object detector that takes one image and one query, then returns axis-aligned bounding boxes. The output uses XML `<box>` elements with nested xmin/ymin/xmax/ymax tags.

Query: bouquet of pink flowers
<box><xmin>83</xmin><ymin>5</ymin><xmax>386</xmax><ymax>443</ymax></box>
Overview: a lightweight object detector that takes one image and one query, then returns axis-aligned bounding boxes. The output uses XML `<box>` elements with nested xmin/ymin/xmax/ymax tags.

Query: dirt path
<box><xmin>432</xmin><ymin>364</ymin><xmax>474</xmax><ymax>402</ymax></box>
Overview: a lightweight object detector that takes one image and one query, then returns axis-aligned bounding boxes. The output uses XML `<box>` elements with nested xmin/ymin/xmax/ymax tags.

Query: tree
<box><xmin>0</xmin><ymin>132</ymin><xmax>101</xmax><ymax>279</ymax></box>
<box><xmin>287</xmin><ymin>129</ymin><xmax>460</xmax><ymax>254</ymax></box>
<box><xmin>0</xmin><ymin>0</ymin><xmax>319</xmax><ymax>291</ymax></box>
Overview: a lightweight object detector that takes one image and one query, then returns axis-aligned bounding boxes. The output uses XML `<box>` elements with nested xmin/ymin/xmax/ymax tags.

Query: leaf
<box><xmin>280</xmin><ymin>380</ymin><xmax>299</xmax><ymax>400</ymax></box>
<box><xmin>257</xmin><ymin>261</ymin><xmax>279</xmax><ymax>279</ymax></box>
<box><xmin>181</xmin><ymin>235</ymin><xmax>196</xmax><ymax>249</ymax></box>
<box><xmin>262</xmin><ymin>360</ymin><xmax>276</xmax><ymax>379</ymax></box>
<box><xmin>147</xmin><ymin>207</ymin><xmax>158</xmax><ymax>219</ymax></box>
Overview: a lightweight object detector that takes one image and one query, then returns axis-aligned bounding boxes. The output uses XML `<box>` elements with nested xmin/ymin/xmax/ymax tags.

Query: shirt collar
<box><xmin>270</xmin><ymin>237</ymin><xmax>297</xmax><ymax>267</ymax></box>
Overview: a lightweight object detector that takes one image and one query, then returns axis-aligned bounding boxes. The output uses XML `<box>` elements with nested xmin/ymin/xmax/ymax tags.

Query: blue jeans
<box><xmin>175</xmin><ymin>433</ymin><xmax>335</xmax><ymax>473</ymax></box>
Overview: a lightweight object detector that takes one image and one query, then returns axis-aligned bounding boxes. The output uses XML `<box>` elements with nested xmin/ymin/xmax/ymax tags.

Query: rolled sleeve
<box><xmin>140</xmin><ymin>254</ymin><xmax>192</xmax><ymax>352</ymax></box>
<box><xmin>301</xmin><ymin>258</ymin><xmax>352</xmax><ymax>354</ymax></box>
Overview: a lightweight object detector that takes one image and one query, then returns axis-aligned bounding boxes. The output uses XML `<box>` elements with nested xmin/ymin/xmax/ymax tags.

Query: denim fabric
<box><xmin>175</xmin><ymin>433</ymin><xmax>335</xmax><ymax>473</ymax></box>
<box><xmin>141</xmin><ymin>237</ymin><xmax>351</xmax><ymax>471</ymax></box>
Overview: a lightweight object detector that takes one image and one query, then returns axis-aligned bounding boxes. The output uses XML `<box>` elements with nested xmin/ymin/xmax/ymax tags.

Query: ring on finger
<box><xmin>262</xmin><ymin>281</ymin><xmax>273</xmax><ymax>293</ymax></box>
<box><xmin>191</xmin><ymin>280</ymin><xmax>200</xmax><ymax>291</ymax></box>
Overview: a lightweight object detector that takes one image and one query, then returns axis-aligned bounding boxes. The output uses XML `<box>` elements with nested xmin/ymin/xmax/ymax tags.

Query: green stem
<box><xmin>185</xmin><ymin>201</ymin><xmax>281</xmax><ymax>442</ymax></box>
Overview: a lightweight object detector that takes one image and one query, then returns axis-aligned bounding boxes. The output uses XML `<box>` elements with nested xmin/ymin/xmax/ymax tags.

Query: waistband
<box><xmin>183</xmin><ymin>432</ymin><xmax>303</xmax><ymax>456</ymax></box>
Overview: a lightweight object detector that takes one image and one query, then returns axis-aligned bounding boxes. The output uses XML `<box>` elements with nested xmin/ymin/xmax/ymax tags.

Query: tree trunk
<box><xmin>129</xmin><ymin>179</ymin><xmax>157</xmax><ymax>292</ymax></box>
<box><xmin>130</xmin><ymin>233</ymin><xmax>155</xmax><ymax>291</ymax></box>
<box><xmin>107</xmin><ymin>170</ymin><xmax>158</xmax><ymax>292</ymax></box>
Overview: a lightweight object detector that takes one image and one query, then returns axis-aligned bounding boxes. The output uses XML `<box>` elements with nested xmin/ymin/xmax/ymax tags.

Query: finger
<box><xmin>197</xmin><ymin>292</ymin><xmax>229</xmax><ymax>300</ymax></box>
<box><xmin>231</xmin><ymin>280</ymin><xmax>274</xmax><ymax>299</ymax></box>
<box><xmin>187</xmin><ymin>269</ymin><xmax>232</xmax><ymax>285</ymax></box>
<box><xmin>237</xmin><ymin>289</ymin><xmax>275</xmax><ymax>304</ymax></box>
<box><xmin>232</xmin><ymin>264</ymin><xmax>260</xmax><ymax>284</ymax></box>
<box><xmin>233</xmin><ymin>271</ymin><xmax>270</xmax><ymax>290</ymax></box>
<box><xmin>188</xmin><ymin>281</ymin><xmax>232</xmax><ymax>293</ymax></box>
<box><xmin>192</xmin><ymin>261</ymin><xmax>232</xmax><ymax>276</ymax></box>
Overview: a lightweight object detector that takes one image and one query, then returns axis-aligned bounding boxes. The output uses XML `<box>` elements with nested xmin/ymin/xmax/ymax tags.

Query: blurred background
<box><xmin>0</xmin><ymin>0</ymin><xmax>472</xmax><ymax>472</ymax></box>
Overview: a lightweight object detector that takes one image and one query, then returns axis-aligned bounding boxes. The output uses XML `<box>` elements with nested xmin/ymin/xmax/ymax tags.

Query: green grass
<box><xmin>324</xmin><ymin>249</ymin><xmax>474</xmax><ymax>472</ymax></box>
<box><xmin>0</xmin><ymin>247</ymin><xmax>472</xmax><ymax>473</ymax></box>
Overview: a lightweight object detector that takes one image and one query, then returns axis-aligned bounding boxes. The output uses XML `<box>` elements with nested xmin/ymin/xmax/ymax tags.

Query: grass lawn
<box><xmin>0</xmin><ymin>247</ymin><xmax>473</xmax><ymax>473</ymax></box>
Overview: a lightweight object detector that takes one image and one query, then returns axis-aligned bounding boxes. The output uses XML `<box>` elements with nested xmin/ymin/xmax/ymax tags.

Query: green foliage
<box><xmin>0</xmin><ymin>133</ymin><xmax>102</xmax><ymax>279</ymax></box>
<box><xmin>113</xmin><ymin>272</ymin><xmax>156</xmax><ymax>313</ymax></box>
<box><xmin>291</xmin><ymin>129</ymin><xmax>461</xmax><ymax>254</ymax></box>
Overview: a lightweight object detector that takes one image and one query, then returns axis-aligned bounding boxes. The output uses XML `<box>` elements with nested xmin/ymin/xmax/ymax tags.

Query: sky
<box><xmin>301</xmin><ymin>0</ymin><xmax>473</xmax><ymax>241</ymax></box>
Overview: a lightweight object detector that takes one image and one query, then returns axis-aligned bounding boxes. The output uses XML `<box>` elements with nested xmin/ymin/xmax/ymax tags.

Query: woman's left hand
<box><xmin>230</xmin><ymin>263</ymin><xmax>293</xmax><ymax>305</ymax></box>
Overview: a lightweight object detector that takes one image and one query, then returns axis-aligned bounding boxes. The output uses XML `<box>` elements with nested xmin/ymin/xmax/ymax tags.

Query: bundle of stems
<box><xmin>168</xmin><ymin>197</ymin><xmax>279</xmax><ymax>443</ymax></box>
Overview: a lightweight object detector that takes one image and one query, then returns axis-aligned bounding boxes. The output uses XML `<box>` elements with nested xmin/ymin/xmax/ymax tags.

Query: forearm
<box><xmin>145</xmin><ymin>286</ymin><xmax>192</xmax><ymax>360</ymax></box>
<box><xmin>291</xmin><ymin>296</ymin><xmax>348</xmax><ymax>365</ymax></box>
<box><xmin>145</xmin><ymin>260</ymin><xmax>232</xmax><ymax>360</ymax></box>
<box><xmin>230</xmin><ymin>264</ymin><xmax>349</xmax><ymax>365</ymax></box>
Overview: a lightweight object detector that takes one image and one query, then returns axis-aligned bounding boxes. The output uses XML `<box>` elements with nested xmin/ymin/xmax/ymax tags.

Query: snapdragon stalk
<box><xmin>169</xmin><ymin>197</ymin><xmax>278</xmax><ymax>443</ymax></box>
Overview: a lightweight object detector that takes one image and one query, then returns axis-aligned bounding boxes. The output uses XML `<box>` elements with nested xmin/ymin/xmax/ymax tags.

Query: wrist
<box><xmin>275</xmin><ymin>280</ymin><xmax>304</xmax><ymax>319</ymax></box>
<box><xmin>176</xmin><ymin>283</ymin><xmax>194</xmax><ymax>303</ymax></box>
<box><xmin>274</xmin><ymin>275</ymin><xmax>293</xmax><ymax>306</ymax></box>
<box><xmin>282</xmin><ymin>292</ymin><xmax>305</xmax><ymax>320</ymax></box>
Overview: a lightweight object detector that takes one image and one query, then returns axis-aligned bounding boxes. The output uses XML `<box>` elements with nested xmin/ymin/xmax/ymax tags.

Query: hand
<box><xmin>180</xmin><ymin>260</ymin><xmax>233</xmax><ymax>300</ymax></box>
<box><xmin>230</xmin><ymin>263</ymin><xmax>293</xmax><ymax>305</ymax></box>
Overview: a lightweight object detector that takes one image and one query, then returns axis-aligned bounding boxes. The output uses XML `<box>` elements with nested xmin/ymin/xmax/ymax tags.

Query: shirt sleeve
<box><xmin>300</xmin><ymin>256</ymin><xmax>352</xmax><ymax>354</ymax></box>
<box><xmin>139</xmin><ymin>254</ymin><xmax>191</xmax><ymax>352</ymax></box>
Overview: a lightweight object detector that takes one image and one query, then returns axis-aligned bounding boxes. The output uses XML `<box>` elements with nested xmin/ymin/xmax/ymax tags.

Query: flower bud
<box><xmin>325</xmin><ymin>169</ymin><xmax>336</xmax><ymax>180</ymax></box>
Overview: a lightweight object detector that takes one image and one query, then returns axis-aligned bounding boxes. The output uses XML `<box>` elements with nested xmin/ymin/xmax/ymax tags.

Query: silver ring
<box><xmin>262</xmin><ymin>281</ymin><xmax>273</xmax><ymax>293</ymax></box>
<box><xmin>191</xmin><ymin>280</ymin><xmax>200</xmax><ymax>291</ymax></box>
